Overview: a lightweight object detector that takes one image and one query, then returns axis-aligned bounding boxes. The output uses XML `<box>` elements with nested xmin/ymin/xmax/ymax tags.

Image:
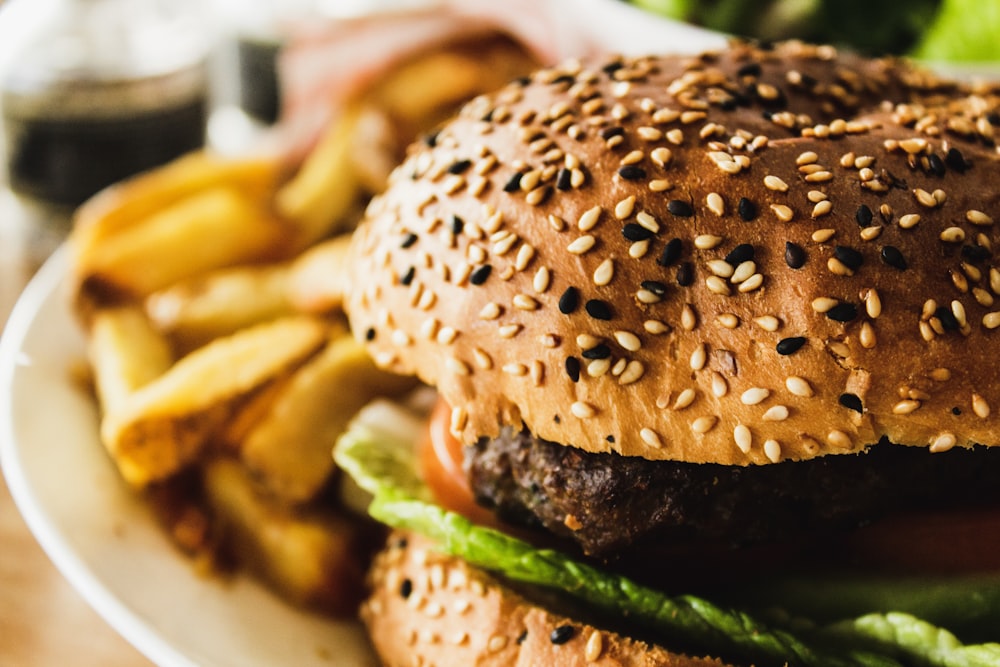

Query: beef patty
<box><xmin>466</xmin><ymin>429</ymin><xmax>1000</xmax><ymax>558</ymax></box>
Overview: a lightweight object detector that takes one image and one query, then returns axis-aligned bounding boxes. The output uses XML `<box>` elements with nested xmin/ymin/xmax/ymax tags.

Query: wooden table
<box><xmin>0</xmin><ymin>189</ymin><xmax>153</xmax><ymax>666</ymax></box>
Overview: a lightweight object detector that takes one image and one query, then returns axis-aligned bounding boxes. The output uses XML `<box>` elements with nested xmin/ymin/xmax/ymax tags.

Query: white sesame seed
<box><xmin>811</xmin><ymin>297</ymin><xmax>838</xmax><ymax>313</ymax></box>
<box><xmin>437</xmin><ymin>326</ymin><xmax>458</xmax><ymax>344</ymax></box>
<box><xmin>763</xmin><ymin>439</ymin><xmax>782</xmax><ymax>463</ymax></box>
<box><xmin>650</xmin><ymin>146</ymin><xmax>673</xmax><ymax>167</ymax></box>
<box><xmin>618</xmin><ymin>360</ymin><xmax>645</xmax><ymax>385</ymax></box>
<box><xmin>690</xmin><ymin>343</ymin><xmax>707</xmax><ymax>370</ymax></box>
<box><xmin>644</xmin><ymin>319</ymin><xmax>670</xmax><ymax>334</ymax></box>
<box><xmin>707</xmin><ymin>259</ymin><xmax>735</xmax><ymax>278</ymax></box>
<box><xmin>479</xmin><ymin>302</ymin><xmax>502</xmax><ymax>320</ymax></box>
<box><xmin>640</xmin><ymin>428</ymin><xmax>663</xmax><ymax>448</ymax></box>
<box><xmin>420</xmin><ymin>317</ymin><xmax>440</xmax><ymax>340</ymax></box>
<box><xmin>764</xmin><ymin>175</ymin><xmax>789</xmax><ymax>192</ymax></box>
<box><xmin>804</xmin><ymin>170</ymin><xmax>833</xmax><ymax>183</ymax></box>
<box><xmin>614</xmin><ymin>330</ymin><xmax>642</xmax><ymax>351</ymax></box>
<box><xmin>734</xmin><ymin>424</ymin><xmax>752</xmax><ymax>454</ymax></box>
<box><xmin>930</xmin><ymin>433</ymin><xmax>957</xmax><ymax>453</ymax></box>
<box><xmin>762</xmin><ymin>405</ymin><xmax>790</xmax><ymax>421</ymax></box>
<box><xmin>585</xmin><ymin>630</ymin><xmax>604</xmax><ymax>662</ymax></box>
<box><xmin>515</xmin><ymin>244</ymin><xmax>535</xmax><ymax>271</ymax></box>
<box><xmin>893</xmin><ymin>399</ymin><xmax>921</xmax><ymax>415</ymax></box>
<box><xmin>578</xmin><ymin>205</ymin><xmax>602</xmax><ymax>231</ymax></box>
<box><xmin>807</xmin><ymin>189</ymin><xmax>828</xmax><ymax>202</ymax></box>
<box><xmin>706</xmin><ymin>275</ymin><xmax>731</xmax><ymax>295</ymax></box>
<box><xmin>771</xmin><ymin>204</ymin><xmax>794</xmax><ymax>222</ymax></box>
<box><xmin>473</xmin><ymin>347</ymin><xmax>493</xmax><ymax>369</ymax></box>
<box><xmin>629</xmin><ymin>239</ymin><xmax>650</xmax><ymax>259</ymax></box>
<box><xmin>731</xmin><ymin>260</ymin><xmax>756</xmax><ymax>284</ymax></box>
<box><xmin>827</xmin><ymin>430</ymin><xmax>852</xmax><ymax>449</ymax></box>
<box><xmin>859</xmin><ymin>322</ymin><xmax>876</xmax><ymax>348</ymax></box>
<box><xmin>754</xmin><ymin>315</ymin><xmax>780</xmax><ymax>332</ymax></box>
<box><xmin>707</xmin><ymin>192</ymin><xmax>725</xmax><ymax>216</ymax></box>
<box><xmin>673</xmin><ymin>388</ymin><xmax>696</xmax><ymax>410</ymax></box>
<box><xmin>983</xmin><ymin>311</ymin><xmax>1000</xmax><ymax>329</ymax></box>
<box><xmin>593</xmin><ymin>259</ymin><xmax>615</xmax><ymax>286</ymax></box>
<box><xmin>571</xmin><ymin>401</ymin><xmax>597</xmax><ymax>419</ymax></box>
<box><xmin>587</xmin><ymin>358</ymin><xmax>611</xmax><ymax>377</ymax></box>
<box><xmin>533</xmin><ymin>267</ymin><xmax>550</xmax><ymax>293</ymax></box>
<box><xmin>967</xmin><ymin>209</ymin><xmax>994</xmax><ymax>226</ymax></box>
<box><xmin>785</xmin><ymin>376</ymin><xmax>814</xmax><ymax>397</ymax></box>
<box><xmin>738</xmin><ymin>273</ymin><xmax>764</xmax><ymax>292</ymax></box>
<box><xmin>972</xmin><ymin>394</ymin><xmax>991</xmax><ymax>419</ymax></box>
<box><xmin>940</xmin><ymin>227</ymin><xmax>966</xmax><ymax>243</ymax></box>
<box><xmin>615</xmin><ymin>196</ymin><xmax>636</xmax><ymax>220</ymax></box>
<box><xmin>392</xmin><ymin>329</ymin><xmax>413</xmax><ymax>347</ymax></box>
<box><xmin>812</xmin><ymin>228</ymin><xmax>836</xmax><ymax>243</ymax></box>
<box><xmin>692</xmin><ymin>416</ymin><xmax>718</xmax><ymax>434</ymax></box>
<box><xmin>930</xmin><ymin>367</ymin><xmax>951</xmax><ymax>381</ymax></box>
<box><xmin>681</xmin><ymin>304</ymin><xmax>697</xmax><ymax>331</ymax></box>
<box><xmin>716</xmin><ymin>313</ymin><xmax>740</xmax><ymax>329</ymax></box>
<box><xmin>898</xmin><ymin>213</ymin><xmax>920</xmax><ymax>229</ymax></box>
<box><xmin>811</xmin><ymin>200</ymin><xmax>833</xmax><ymax>218</ymax></box>
<box><xmin>498</xmin><ymin>324</ymin><xmax>522</xmax><ymax>338</ymax></box>
<box><xmin>548</xmin><ymin>214</ymin><xmax>566</xmax><ymax>231</ymax></box>
<box><xmin>694</xmin><ymin>234</ymin><xmax>723</xmax><ymax>250</ymax></box>
<box><xmin>636</xmin><ymin>211</ymin><xmax>659</xmax><ymax>233</ymax></box>
<box><xmin>741</xmin><ymin>387</ymin><xmax>770</xmax><ymax>405</ymax></box>
<box><xmin>914</xmin><ymin>188</ymin><xmax>939</xmax><ymax>208</ymax></box>
<box><xmin>797</xmin><ymin>151</ymin><xmax>818</xmax><ymax>165</ymax></box>
<box><xmin>447</xmin><ymin>357</ymin><xmax>471</xmax><ymax>376</ymax></box>
<box><xmin>502</xmin><ymin>362</ymin><xmax>527</xmax><ymax>376</ymax></box>
<box><xmin>513</xmin><ymin>294</ymin><xmax>539</xmax><ymax>310</ymax></box>
<box><xmin>567</xmin><ymin>235</ymin><xmax>596</xmax><ymax>254</ymax></box>
<box><xmin>487</xmin><ymin>634</ymin><xmax>508</xmax><ymax>653</ymax></box>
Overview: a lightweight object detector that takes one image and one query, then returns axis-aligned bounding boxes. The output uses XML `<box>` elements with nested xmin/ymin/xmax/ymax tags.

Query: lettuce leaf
<box><xmin>913</xmin><ymin>0</ymin><xmax>1000</xmax><ymax>61</ymax></box>
<box><xmin>334</xmin><ymin>400</ymin><xmax>1000</xmax><ymax>667</ymax></box>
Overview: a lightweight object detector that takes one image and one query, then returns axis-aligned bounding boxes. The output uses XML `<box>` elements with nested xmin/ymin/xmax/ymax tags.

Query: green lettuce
<box><xmin>913</xmin><ymin>0</ymin><xmax>1000</xmax><ymax>62</ymax></box>
<box><xmin>334</xmin><ymin>400</ymin><xmax>1000</xmax><ymax>667</ymax></box>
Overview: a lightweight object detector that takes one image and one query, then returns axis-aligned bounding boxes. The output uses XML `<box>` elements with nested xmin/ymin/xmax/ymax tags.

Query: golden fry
<box><xmin>240</xmin><ymin>333</ymin><xmax>415</xmax><ymax>504</ymax></box>
<box><xmin>274</xmin><ymin>104</ymin><xmax>362</xmax><ymax>245</ymax></box>
<box><xmin>146</xmin><ymin>263</ymin><xmax>296</xmax><ymax>351</ymax></box>
<box><xmin>202</xmin><ymin>457</ymin><xmax>370</xmax><ymax>614</ymax></box>
<box><xmin>100</xmin><ymin>316</ymin><xmax>328</xmax><ymax>487</ymax></box>
<box><xmin>77</xmin><ymin>187</ymin><xmax>291</xmax><ymax>303</ymax></box>
<box><xmin>87</xmin><ymin>307</ymin><xmax>173</xmax><ymax>416</ymax></box>
<box><xmin>285</xmin><ymin>234</ymin><xmax>354</xmax><ymax>314</ymax></box>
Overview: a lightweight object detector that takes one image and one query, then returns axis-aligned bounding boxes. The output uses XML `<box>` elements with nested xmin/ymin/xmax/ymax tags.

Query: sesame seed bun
<box><xmin>345</xmin><ymin>39</ymin><xmax>1000</xmax><ymax>466</ymax></box>
<box><xmin>361</xmin><ymin>532</ymin><xmax>730</xmax><ymax>667</ymax></box>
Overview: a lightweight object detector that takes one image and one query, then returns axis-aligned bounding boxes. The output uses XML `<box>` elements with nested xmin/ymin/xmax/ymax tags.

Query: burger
<box><xmin>334</xmin><ymin>39</ymin><xmax>1000</xmax><ymax>666</ymax></box>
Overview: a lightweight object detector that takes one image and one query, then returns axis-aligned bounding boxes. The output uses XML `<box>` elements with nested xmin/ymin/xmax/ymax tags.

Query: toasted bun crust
<box><xmin>346</xmin><ymin>40</ymin><xmax>1000</xmax><ymax>464</ymax></box>
<box><xmin>361</xmin><ymin>532</ymin><xmax>730</xmax><ymax>667</ymax></box>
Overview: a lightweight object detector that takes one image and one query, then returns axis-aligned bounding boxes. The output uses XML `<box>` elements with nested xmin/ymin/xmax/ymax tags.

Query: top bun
<box><xmin>346</xmin><ymin>40</ymin><xmax>1000</xmax><ymax>465</ymax></box>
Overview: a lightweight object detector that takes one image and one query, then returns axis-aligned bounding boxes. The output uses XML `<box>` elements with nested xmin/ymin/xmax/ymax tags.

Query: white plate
<box><xmin>0</xmin><ymin>250</ymin><xmax>379</xmax><ymax>667</ymax></box>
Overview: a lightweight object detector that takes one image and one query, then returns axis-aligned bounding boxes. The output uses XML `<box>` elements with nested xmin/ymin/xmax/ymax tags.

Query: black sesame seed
<box><xmin>582</xmin><ymin>343</ymin><xmax>611</xmax><ymax>360</ymax></box>
<box><xmin>606</xmin><ymin>434</ymin><xmax>615</xmax><ymax>443</ymax></box>
<box><xmin>517</xmin><ymin>630</ymin><xmax>529</xmax><ymax>645</ymax></box>
<box><xmin>855</xmin><ymin>204</ymin><xmax>873</xmax><ymax>227</ymax></box>
<box><xmin>667</xmin><ymin>199</ymin><xmax>694</xmax><ymax>217</ymax></box>
<box><xmin>833</xmin><ymin>246</ymin><xmax>864</xmax><ymax>271</ymax></box>
<box><xmin>550</xmin><ymin>625</ymin><xmax>576</xmax><ymax>645</ymax></box>
<box><xmin>447</xmin><ymin>159</ymin><xmax>472</xmax><ymax>174</ymax></box>
<box><xmin>880</xmin><ymin>246</ymin><xmax>908</xmax><ymax>271</ymax></box>
<box><xmin>564</xmin><ymin>356</ymin><xmax>581</xmax><ymax>383</ymax></box>
<box><xmin>618</xmin><ymin>165</ymin><xmax>647</xmax><ymax>181</ymax></box>
<box><xmin>399</xmin><ymin>578</ymin><xmax>413</xmax><ymax>598</ymax></box>
<box><xmin>640</xmin><ymin>279</ymin><xmax>668</xmax><ymax>295</ymax></box>
<box><xmin>776</xmin><ymin>336</ymin><xmax>807</xmax><ymax>355</ymax></box>
<box><xmin>556</xmin><ymin>167</ymin><xmax>572</xmax><ymax>191</ymax></box>
<box><xmin>738</xmin><ymin>197</ymin><xmax>758</xmax><ymax>221</ymax></box>
<box><xmin>657</xmin><ymin>238</ymin><xmax>683</xmax><ymax>267</ymax></box>
<box><xmin>676</xmin><ymin>261</ymin><xmax>694</xmax><ymax>286</ymax></box>
<box><xmin>470</xmin><ymin>264</ymin><xmax>492</xmax><ymax>285</ymax></box>
<box><xmin>599</xmin><ymin>126</ymin><xmax>625</xmax><ymax>139</ymax></box>
<box><xmin>961</xmin><ymin>244</ymin><xmax>992</xmax><ymax>262</ymax></box>
<box><xmin>400</xmin><ymin>266</ymin><xmax>416</xmax><ymax>286</ymax></box>
<box><xmin>585</xmin><ymin>299</ymin><xmax>613</xmax><ymax>320</ymax></box>
<box><xmin>450</xmin><ymin>215</ymin><xmax>464</xmax><ymax>234</ymax></box>
<box><xmin>784</xmin><ymin>241</ymin><xmax>806</xmax><ymax>269</ymax></box>
<box><xmin>724</xmin><ymin>243</ymin><xmax>755</xmax><ymax>266</ymax></box>
<box><xmin>623</xmin><ymin>223</ymin><xmax>654</xmax><ymax>241</ymax></box>
<box><xmin>826</xmin><ymin>302</ymin><xmax>858</xmax><ymax>322</ymax></box>
<box><xmin>952</xmin><ymin>406</ymin><xmax>963</xmax><ymax>416</ymax></box>
<box><xmin>935</xmin><ymin>306</ymin><xmax>960</xmax><ymax>331</ymax></box>
<box><xmin>423</xmin><ymin>131</ymin><xmax>439</xmax><ymax>147</ymax></box>
<box><xmin>945</xmin><ymin>147</ymin><xmax>969</xmax><ymax>173</ymax></box>
<box><xmin>927</xmin><ymin>153</ymin><xmax>946</xmax><ymax>177</ymax></box>
<box><xmin>737</xmin><ymin>62</ymin><xmax>762</xmax><ymax>78</ymax></box>
<box><xmin>400</xmin><ymin>233</ymin><xmax>418</xmax><ymax>249</ymax></box>
<box><xmin>503</xmin><ymin>172</ymin><xmax>523</xmax><ymax>192</ymax></box>
<box><xmin>365</xmin><ymin>327</ymin><xmax>376</xmax><ymax>341</ymax></box>
<box><xmin>839</xmin><ymin>393</ymin><xmax>864</xmax><ymax>414</ymax></box>
<box><xmin>550</xmin><ymin>73</ymin><xmax>575</xmax><ymax>86</ymax></box>
<box><xmin>990</xmin><ymin>112</ymin><xmax>1000</xmax><ymax>126</ymax></box>
<box><xmin>558</xmin><ymin>287</ymin><xmax>580</xmax><ymax>314</ymax></box>
<box><xmin>602</xmin><ymin>62</ymin><xmax>624</xmax><ymax>76</ymax></box>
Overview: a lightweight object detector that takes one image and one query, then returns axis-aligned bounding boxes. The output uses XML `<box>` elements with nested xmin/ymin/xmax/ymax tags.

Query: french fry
<box><xmin>87</xmin><ymin>307</ymin><xmax>173</xmax><ymax>416</ymax></box>
<box><xmin>100</xmin><ymin>316</ymin><xmax>328</xmax><ymax>487</ymax></box>
<box><xmin>274</xmin><ymin>104</ymin><xmax>363</xmax><ymax>245</ymax></box>
<box><xmin>72</xmin><ymin>151</ymin><xmax>285</xmax><ymax>278</ymax></box>
<box><xmin>146</xmin><ymin>263</ymin><xmax>296</xmax><ymax>352</ymax></box>
<box><xmin>77</xmin><ymin>187</ymin><xmax>292</xmax><ymax>303</ymax></box>
<box><xmin>202</xmin><ymin>457</ymin><xmax>371</xmax><ymax>614</ymax></box>
<box><xmin>240</xmin><ymin>333</ymin><xmax>416</xmax><ymax>504</ymax></box>
<box><xmin>285</xmin><ymin>234</ymin><xmax>354</xmax><ymax>314</ymax></box>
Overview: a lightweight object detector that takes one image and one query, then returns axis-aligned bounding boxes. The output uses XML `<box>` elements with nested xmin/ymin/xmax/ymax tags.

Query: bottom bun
<box><xmin>360</xmin><ymin>531</ymin><xmax>730</xmax><ymax>667</ymax></box>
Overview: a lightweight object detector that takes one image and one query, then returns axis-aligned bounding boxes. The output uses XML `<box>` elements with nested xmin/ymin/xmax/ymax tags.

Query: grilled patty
<box><xmin>466</xmin><ymin>429</ymin><xmax>1000</xmax><ymax>558</ymax></box>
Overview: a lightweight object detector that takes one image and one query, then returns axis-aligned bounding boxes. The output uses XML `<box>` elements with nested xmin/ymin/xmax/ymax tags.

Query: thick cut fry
<box><xmin>72</xmin><ymin>151</ymin><xmax>284</xmax><ymax>275</ymax></box>
<box><xmin>87</xmin><ymin>307</ymin><xmax>173</xmax><ymax>416</ymax></box>
<box><xmin>274</xmin><ymin>104</ymin><xmax>362</xmax><ymax>245</ymax></box>
<box><xmin>285</xmin><ymin>234</ymin><xmax>353</xmax><ymax>314</ymax></box>
<box><xmin>146</xmin><ymin>263</ymin><xmax>295</xmax><ymax>351</ymax></box>
<box><xmin>240</xmin><ymin>334</ymin><xmax>416</xmax><ymax>504</ymax></box>
<box><xmin>202</xmin><ymin>457</ymin><xmax>370</xmax><ymax>614</ymax></box>
<box><xmin>78</xmin><ymin>187</ymin><xmax>291</xmax><ymax>302</ymax></box>
<box><xmin>100</xmin><ymin>316</ymin><xmax>327</xmax><ymax>487</ymax></box>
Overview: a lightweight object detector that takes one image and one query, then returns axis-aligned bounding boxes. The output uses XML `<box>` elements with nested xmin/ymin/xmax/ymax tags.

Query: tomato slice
<box><xmin>418</xmin><ymin>399</ymin><xmax>498</xmax><ymax>526</ymax></box>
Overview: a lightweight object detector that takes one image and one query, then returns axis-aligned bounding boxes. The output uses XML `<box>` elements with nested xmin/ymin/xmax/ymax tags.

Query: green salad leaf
<box><xmin>913</xmin><ymin>0</ymin><xmax>1000</xmax><ymax>62</ymax></box>
<box><xmin>334</xmin><ymin>400</ymin><xmax>1000</xmax><ymax>667</ymax></box>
